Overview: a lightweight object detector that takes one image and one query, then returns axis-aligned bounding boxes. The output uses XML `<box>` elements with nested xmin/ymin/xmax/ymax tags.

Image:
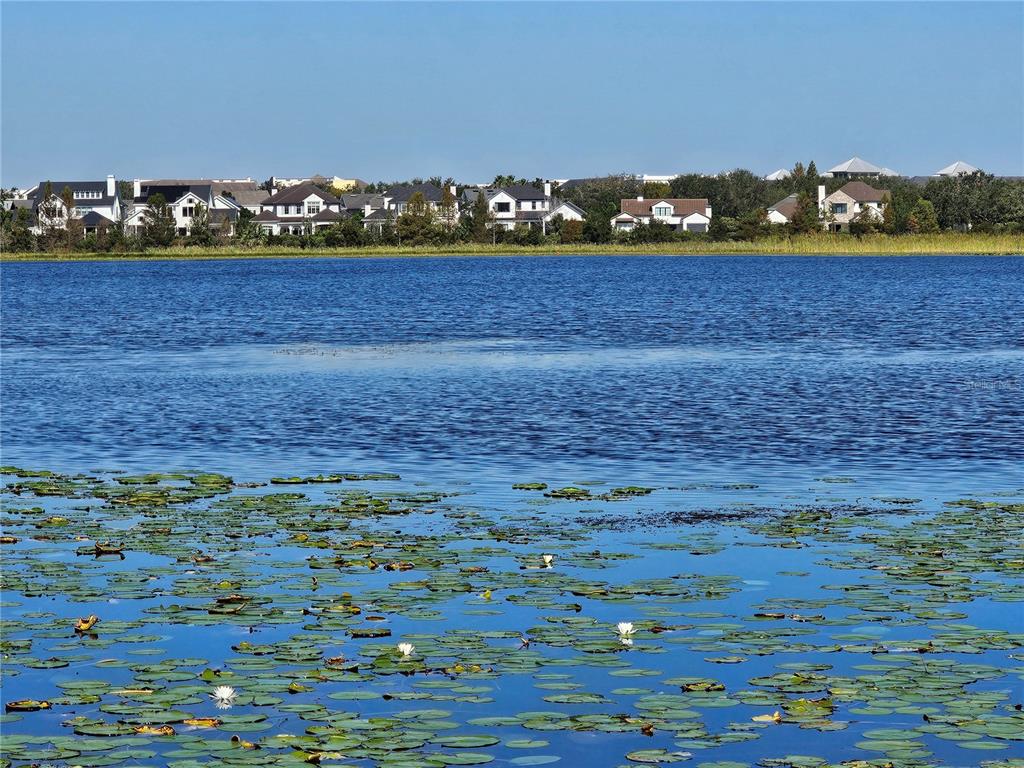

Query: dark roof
<box><xmin>768</xmin><ymin>193</ymin><xmax>800</xmax><ymax>219</ymax></box>
<box><xmin>502</xmin><ymin>184</ymin><xmax>546</xmax><ymax>201</ymax></box>
<box><xmin>618</xmin><ymin>198</ymin><xmax>709</xmax><ymax>217</ymax></box>
<box><xmin>263</xmin><ymin>182</ymin><xmax>340</xmax><ymax>206</ymax></box>
<box><xmin>135</xmin><ymin>184</ymin><xmax>212</xmax><ymax>204</ymax></box>
<box><xmin>252</xmin><ymin>210</ymin><xmax>279</xmax><ymax>222</ymax></box>
<box><xmin>341</xmin><ymin>193</ymin><xmax>385</xmax><ymax>210</ymax></box>
<box><xmin>80</xmin><ymin>211</ymin><xmax>114</xmax><ymax>227</ymax></box>
<box><xmin>386</xmin><ymin>183</ymin><xmax>444</xmax><ymax>203</ymax></box>
<box><xmin>313</xmin><ymin>209</ymin><xmax>342</xmax><ymax>222</ymax></box>
<box><xmin>32</xmin><ymin>180</ymin><xmax>106</xmax><ymax>199</ymax></box>
<box><xmin>362</xmin><ymin>208</ymin><xmax>394</xmax><ymax>222</ymax></box>
<box><xmin>837</xmin><ymin>181</ymin><xmax>888</xmax><ymax>203</ymax></box>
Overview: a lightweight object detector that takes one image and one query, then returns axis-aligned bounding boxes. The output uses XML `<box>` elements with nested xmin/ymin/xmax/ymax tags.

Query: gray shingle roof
<box><xmin>263</xmin><ymin>182</ymin><xmax>340</xmax><ymax>206</ymax></box>
<box><xmin>386</xmin><ymin>183</ymin><xmax>444</xmax><ymax>203</ymax></box>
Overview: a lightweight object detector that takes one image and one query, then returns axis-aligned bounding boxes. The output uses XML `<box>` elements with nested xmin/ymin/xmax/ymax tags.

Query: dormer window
<box><xmin>653</xmin><ymin>205</ymin><xmax>672</xmax><ymax>217</ymax></box>
<box><xmin>74</xmin><ymin>190</ymin><xmax>101</xmax><ymax>199</ymax></box>
<box><xmin>307</xmin><ymin>202</ymin><xmax>321</xmax><ymax>216</ymax></box>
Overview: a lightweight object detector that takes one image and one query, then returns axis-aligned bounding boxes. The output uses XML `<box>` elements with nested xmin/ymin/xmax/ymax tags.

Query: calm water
<box><xmin>1</xmin><ymin>255</ymin><xmax>1022</xmax><ymax>767</ymax></box>
<box><xmin>2</xmin><ymin>255</ymin><xmax>1022</xmax><ymax>487</ymax></box>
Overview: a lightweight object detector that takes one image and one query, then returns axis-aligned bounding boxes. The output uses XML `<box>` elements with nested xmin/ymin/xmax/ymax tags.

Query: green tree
<box><xmin>910</xmin><ymin>198</ymin><xmax>939</xmax><ymax>233</ymax></box>
<box><xmin>396</xmin><ymin>192</ymin><xmax>437</xmax><ymax>246</ymax></box>
<box><xmin>141</xmin><ymin>193</ymin><xmax>176</xmax><ymax>247</ymax></box>
<box><xmin>468</xmin><ymin>191</ymin><xmax>493</xmax><ymax>243</ymax></box>
<box><xmin>560</xmin><ymin>218</ymin><xmax>584</xmax><ymax>243</ymax></box>
<box><xmin>789</xmin><ymin>192</ymin><xmax>821</xmax><ymax>235</ymax></box>
<box><xmin>187</xmin><ymin>203</ymin><xmax>215</xmax><ymax>246</ymax></box>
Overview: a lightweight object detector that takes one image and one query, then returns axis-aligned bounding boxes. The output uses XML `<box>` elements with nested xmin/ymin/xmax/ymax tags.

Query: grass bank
<box><xmin>3</xmin><ymin>232</ymin><xmax>1021</xmax><ymax>261</ymax></box>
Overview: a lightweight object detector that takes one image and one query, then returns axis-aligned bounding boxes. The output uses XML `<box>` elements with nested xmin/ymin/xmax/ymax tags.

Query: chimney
<box><xmin>636</xmin><ymin>195</ymin><xmax>644</xmax><ymax>201</ymax></box>
<box><xmin>364</xmin><ymin>203</ymin><xmax>372</xmax><ymax>217</ymax></box>
<box><xmin>449</xmin><ymin>184</ymin><xmax>457</xmax><ymax>197</ymax></box>
<box><xmin>817</xmin><ymin>184</ymin><xmax>826</xmax><ymax>210</ymax></box>
<box><xmin>543</xmin><ymin>181</ymin><xmax>551</xmax><ymax>198</ymax></box>
<box><xmin>133</xmin><ymin>179</ymin><xmax>141</xmax><ymax>199</ymax></box>
<box><xmin>107</xmin><ymin>174</ymin><xmax>116</xmax><ymax>197</ymax></box>
<box><xmin>706</xmin><ymin>205</ymin><xmax>712</xmax><ymax>218</ymax></box>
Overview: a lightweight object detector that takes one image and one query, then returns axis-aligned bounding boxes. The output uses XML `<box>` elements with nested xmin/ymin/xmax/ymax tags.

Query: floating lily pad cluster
<box><xmin>0</xmin><ymin>466</ymin><xmax>1021</xmax><ymax>768</ymax></box>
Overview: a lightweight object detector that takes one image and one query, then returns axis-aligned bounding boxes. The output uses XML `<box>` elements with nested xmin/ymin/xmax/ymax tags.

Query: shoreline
<box><xmin>2</xmin><ymin>233</ymin><xmax>1022</xmax><ymax>261</ymax></box>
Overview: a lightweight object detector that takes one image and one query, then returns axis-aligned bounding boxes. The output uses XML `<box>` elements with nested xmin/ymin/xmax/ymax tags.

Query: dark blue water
<box><xmin>2</xmin><ymin>256</ymin><xmax>1022</xmax><ymax>489</ymax></box>
<box><xmin>2</xmin><ymin>255</ymin><xmax>1024</xmax><ymax>767</ymax></box>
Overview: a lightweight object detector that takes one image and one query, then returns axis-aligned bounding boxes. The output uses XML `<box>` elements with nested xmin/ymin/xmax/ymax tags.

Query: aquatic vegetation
<box><xmin>0</xmin><ymin>467</ymin><xmax>1021</xmax><ymax>767</ymax></box>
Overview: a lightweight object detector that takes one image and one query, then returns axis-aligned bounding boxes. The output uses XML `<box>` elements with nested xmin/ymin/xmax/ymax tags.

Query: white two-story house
<box><xmin>126</xmin><ymin>181</ymin><xmax>242</xmax><ymax>236</ymax></box>
<box><xmin>462</xmin><ymin>183</ymin><xmax>585</xmax><ymax>232</ymax></box>
<box><xmin>28</xmin><ymin>175</ymin><xmax>122</xmax><ymax>233</ymax></box>
<box><xmin>251</xmin><ymin>182</ymin><xmax>343</xmax><ymax>235</ymax></box>
<box><xmin>611</xmin><ymin>197</ymin><xmax>712</xmax><ymax>233</ymax></box>
<box><xmin>818</xmin><ymin>182</ymin><xmax>889</xmax><ymax>232</ymax></box>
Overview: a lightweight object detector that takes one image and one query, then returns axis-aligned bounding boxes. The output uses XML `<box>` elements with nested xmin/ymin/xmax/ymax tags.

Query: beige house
<box><xmin>818</xmin><ymin>182</ymin><xmax>888</xmax><ymax>232</ymax></box>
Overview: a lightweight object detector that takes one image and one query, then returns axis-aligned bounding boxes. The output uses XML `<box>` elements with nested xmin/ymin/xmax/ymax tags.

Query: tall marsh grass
<box><xmin>5</xmin><ymin>232</ymin><xmax>1022</xmax><ymax>260</ymax></box>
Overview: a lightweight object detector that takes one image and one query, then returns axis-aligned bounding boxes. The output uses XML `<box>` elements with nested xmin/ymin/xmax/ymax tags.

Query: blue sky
<box><xmin>2</xmin><ymin>2</ymin><xmax>1021</xmax><ymax>187</ymax></box>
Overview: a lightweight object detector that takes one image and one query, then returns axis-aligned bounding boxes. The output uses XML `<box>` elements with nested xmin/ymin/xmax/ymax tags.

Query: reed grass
<box><xmin>4</xmin><ymin>232</ymin><xmax>1021</xmax><ymax>261</ymax></box>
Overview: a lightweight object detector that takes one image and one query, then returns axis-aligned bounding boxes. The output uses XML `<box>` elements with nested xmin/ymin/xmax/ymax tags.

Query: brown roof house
<box><xmin>611</xmin><ymin>197</ymin><xmax>712</xmax><ymax>233</ymax></box>
<box><xmin>818</xmin><ymin>182</ymin><xmax>889</xmax><ymax>232</ymax></box>
<box><xmin>766</xmin><ymin>193</ymin><xmax>800</xmax><ymax>225</ymax></box>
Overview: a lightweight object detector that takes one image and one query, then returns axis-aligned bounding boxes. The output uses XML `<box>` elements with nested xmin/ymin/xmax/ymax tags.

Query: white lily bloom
<box><xmin>542</xmin><ymin>554</ymin><xmax>554</xmax><ymax>568</ymax></box>
<box><xmin>616</xmin><ymin>622</ymin><xmax>635</xmax><ymax>636</ymax></box>
<box><xmin>210</xmin><ymin>685</ymin><xmax>237</xmax><ymax>709</ymax></box>
<box><xmin>397</xmin><ymin>642</ymin><xmax>415</xmax><ymax>658</ymax></box>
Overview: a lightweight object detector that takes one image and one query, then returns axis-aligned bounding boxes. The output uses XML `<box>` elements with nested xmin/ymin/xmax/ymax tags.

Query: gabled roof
<box><xmin>827</xmin><ymin>157</ymin><xmax>883</xmax><ymax>174</ymax></box>
<box><xmin>263</xmin><ymin>182</ymin><xmax>340</xmax><ymax>205</ymax></box>
<box><xmin>135</xmin><ymin>184</ymin><xmax>212</xmax><ymax>204</ymax></box>
<box><xmin>502</xmin><ymin>183</ymin><xmax>545</xmax><ymax>201</ymax></box>
<box><xmin>313</xmin><ymin>209</ymin><xmax>342</xmax><ymax>222</ymax></box>
<box><xmin>836</xmin><ymin>181</ymin><xmax>888</xmax><ymax>203</ymax></box>
<box><xmin>31</xmin><ymin>181</ymin><xmax>116</xmax><ymax>207</ymax></box>
<box><xmin>385</xmin><ymin>183</ymin><xmax>444</xmax><ymax>203</ymax></box>
<box><xmin>252</xmin><ymin>210</ymin><xmax>279</xmax><ymax>222</ymax></box>
<box><xmin>222</xmin><ymin>189</ymin><xmax>268</xmax><ymax>207</ymax></box>
<box><xmin>80</xmin><ymin>211</ymin><xmax>114</xmax><ymax>227</ymax></box>
<box><xmin>935</xmin><ymin>161</ymin><xmax>979</xmax><ymax>176</ymax></box>
<box><xmin>549</xmin><ymin>200</ymin><xmax>586</xmax><ymax>217</ymax></box>
<box><xmin>362</xmin><ymin>208</ymin><xmax>394</xmax><ymax>222</ymax></box>
<box><xmin>768</xmin><ymin>193</ymin><xmax>800</xmax><ymax>219</ymax></box>
<box><xmin>341</xmin><ymin>193</ymin><xmax>385</xmax><ymax>210</ymax></box>
<box><xmin>619</xmin><ymin>198</ymin><xmax>709</xmax><ymax>217</ymax></box>
<box><xmin>765</xmin><ymin>168</ymin><xmax>792</xmax><ymax>181</ymax></box>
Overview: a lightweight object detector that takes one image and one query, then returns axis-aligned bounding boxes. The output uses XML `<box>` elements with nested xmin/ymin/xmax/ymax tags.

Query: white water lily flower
<box><xmin>616</xmin><ymin>622</ymin><xmax>635</xmax><ymax>637</ymax></box>
<box><xmin>542</xmin><ymin>554</ymin><xmax>554</xmax><ymax>568</ymax></box>
<box><xmin>397</xmin><ymin>642</ymin><xmax>415</xmax><ymax>658</ymax></box>
<box><xmin>210</xmin><ymin>685</ymin><xmax>237</xmax><ymax>709</ymax></box>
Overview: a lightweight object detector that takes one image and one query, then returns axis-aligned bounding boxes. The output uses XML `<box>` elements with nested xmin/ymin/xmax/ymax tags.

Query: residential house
<box><xmin>27</xmin><ymin>175</ymin><xmax>122</xmax><ymax>233</ymax></box>
<box><xmin>611</xmin><ymin>197</ymin><xmax>712</xmax><ymax>233</ymax></box>
<box><xmin>364</xmin><ymin>183</ymin><xmax>459</xmax><ymax>231</ymax></box>
<box><xmin>461</xmin><ymin>182</ymin><xmax>585</xmax><ymax>232</ymax></box>
<box><xmin>764</xmin><ymin>168</ymin><xmax>792</xmax><ymax>181</ymax></box>
<box><xmin>934</xmin><ymin>161</ymin><xmax>979</xmax><ymax>177</ymax></box>
<box><xmin>125</xmin><ymin>181</ymin><xmax>241</xmax><ymax>237</ymax></box>
<box><xmin>269</xmin><ymin>175</ymin><xmax>364</xmax><ymax>192</ymax></box>
<box><xmin>826</xmin><ymin>157</ymin><xmax>899</xmax><ymax>179</ymax></box>
<box><xmin>818</xmin><ymin>181</ymin><xmax>888</xmax><ymax>232</ymax></box>
<box><xmin>251</xmin><ymin>182</ymin><xmax>343</xmax><ymax>235</ymax></box>
<box><xmin>766</xmin><ymin>193</ymin><xmax>800</xmax><ymax>225</ymax></box>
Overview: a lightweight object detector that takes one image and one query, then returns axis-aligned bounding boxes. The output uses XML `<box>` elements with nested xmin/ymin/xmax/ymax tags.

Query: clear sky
<box><xmin>2</xmin><ymin>1</ymin><xmax>1022</xmax><ymax>187</ymax></box>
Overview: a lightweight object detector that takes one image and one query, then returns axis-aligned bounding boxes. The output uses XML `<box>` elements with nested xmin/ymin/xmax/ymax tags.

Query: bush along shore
<box><xmin>2</xmin><ymin>232</ymin><xmax>1022</xmax><ymax>261</ymax></box>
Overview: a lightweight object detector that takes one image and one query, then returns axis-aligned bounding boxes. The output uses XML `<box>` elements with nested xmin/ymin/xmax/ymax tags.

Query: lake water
<box><xmin>1</xmin><ymin>255</ymin><xmax>1022</xmax><ymax>767</ymax></box>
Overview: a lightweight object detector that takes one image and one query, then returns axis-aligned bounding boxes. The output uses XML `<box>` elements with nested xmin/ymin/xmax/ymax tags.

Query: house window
<box><xmin>654</xmin><ymin>206</ymin><xmax>672</xmax><ymax>217</ymax></box>
<box><xmin>182</xmin><ymin>206</ymin><xmax>195</xmax><ymax>218</ymax></box>
<box><xmin>832</xmin><ymin>203</ymin><xmax>847</xmax><ymax>215</ymax></box>
<box><xmin>307</xmin><ymin>202</ymin><xmax>321</xmax><ymax>215</ymax></box>
<box><xmin>496</xmin><ymin>202</ymin><xmax>511</xmax><ymax>213</ymax></box>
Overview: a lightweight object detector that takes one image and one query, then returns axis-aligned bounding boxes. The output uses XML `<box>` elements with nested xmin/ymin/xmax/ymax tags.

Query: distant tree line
<box><xmin>3</xmin><ymin>166</ymin><xmax>1022</xmax><ymax>253</ymax></box>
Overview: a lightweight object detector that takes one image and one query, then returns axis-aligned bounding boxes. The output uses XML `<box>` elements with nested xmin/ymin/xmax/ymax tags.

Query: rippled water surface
<box><xmin>1</xmin><ymin>255</ymin><xmax>1022</xmax><ymax>767</ymax></box>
